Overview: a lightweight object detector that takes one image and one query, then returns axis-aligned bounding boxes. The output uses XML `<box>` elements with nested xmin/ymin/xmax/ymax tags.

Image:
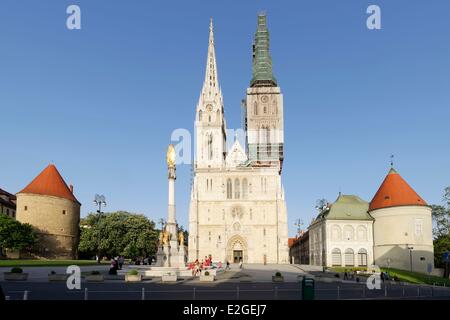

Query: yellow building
<box><xmin>16</xmin><ymin>164</ymin><xmax>81</xmax><ymax>259</ymax></box>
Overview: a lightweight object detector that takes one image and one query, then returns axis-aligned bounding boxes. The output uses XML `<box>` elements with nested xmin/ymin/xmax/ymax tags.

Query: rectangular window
<box><xmin>415</xmin><ymin>219</ymin><xmax>423</xmax><ymax>236</ymax></box>
<box><xmin>24</xmin><ymin>206</ymin><xmax>28</xmax><ymax>211</ymax></box>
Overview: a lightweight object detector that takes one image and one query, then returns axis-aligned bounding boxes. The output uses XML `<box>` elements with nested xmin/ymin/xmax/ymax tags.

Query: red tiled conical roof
<box><xmin>369</xmin><ymin>168</ymin><xmax>427</xmax><ymax>211</ymax></box>
<box><xmin>18</xmin><ymin>164</ymin><xmax>80</xmax><ymax>204</ymax></box>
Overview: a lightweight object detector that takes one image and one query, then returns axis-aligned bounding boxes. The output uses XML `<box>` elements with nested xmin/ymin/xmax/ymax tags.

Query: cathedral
<box><xmin>188</xmin><ymin>14</ymin><xmax>289</xmax><ymax>264</ymax></box>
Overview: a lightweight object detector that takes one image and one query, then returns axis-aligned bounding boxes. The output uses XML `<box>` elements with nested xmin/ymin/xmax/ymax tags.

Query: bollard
<box><xmin>274</xmin><ymin>286</ymin><xmax>278</xmax><ymax>300</ymax></box>
<box><xmin>402</xmin><ymin>286</ymin><xmax>405</xmax><ymax>297</ymax></box>
<box><xmin>384</xmin><ymin>285</ymin><xmax>387</xmax><ymax>297</ymax></box>
<box><xmin>417</xmin><ymin>287</ymin><xmax>420</xmax><ymax>297</ymax></box>
<box><xmin>193</xmin><ymin>287</ymin><xmax>196</xmax><ymax>300</ymax></box>
<box><xmin>236</xmin><ymin>286</ymin><xmax>240</xmax><ymax>300</ymax></box>
<box><xmin>141</xmin><ymin>288</ymin><xmax>145</xmax><ymax>300</ymax></box>
<box><xmin>84</xmin><ymin>287</ymin><xmax>88</xmax><ymax>300</ymax></box>
<box><xmin>337</xmin><ymin>286</ymin><xmax>340</xmax><ymax>300</ymax></box>
<box><xmin>23</xmin><ymin>290</ymin><xmax>28</xmax><ymax>300</ymax></box>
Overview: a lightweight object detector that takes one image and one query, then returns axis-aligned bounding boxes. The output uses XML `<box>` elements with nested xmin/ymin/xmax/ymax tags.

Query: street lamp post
<box><xmin>407</xmin><ymin>245</ymin><xmax>414</xmax><ymax>272</ymax></box>
<box><xmin>94</xmin><ymin>194</ymin><xmax>106</xmax><ymax>263</ymax></box>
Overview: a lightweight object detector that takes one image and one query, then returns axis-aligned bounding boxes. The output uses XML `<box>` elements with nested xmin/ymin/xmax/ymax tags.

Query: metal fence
<box><xmin>5</xmin><ymin>284</ymin><xmax>450</xmax><ymax>300</ymax></box>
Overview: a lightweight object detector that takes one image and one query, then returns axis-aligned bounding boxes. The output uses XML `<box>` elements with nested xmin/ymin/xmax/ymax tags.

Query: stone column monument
<box><xmin>155</xmin><ymin>144</ymin><xmax>187</xmax><ymax>267</ymax></box>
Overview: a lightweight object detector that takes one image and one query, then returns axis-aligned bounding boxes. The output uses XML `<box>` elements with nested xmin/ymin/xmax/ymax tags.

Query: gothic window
<box><xmin>263</xmin><ymin>105</ymin><xmax>267</xmax><ymax>114</ymax></box>
<box><xmin>209</xmin><ymin>115</ymin><xmax>211</xmax><ymax>122</ymax></box>
<box><xmin>199</xmin><ymin>110</ymin><xmax>203</xmax><ymax>121</ymax></box>
<box><xmin>234</xmin><ymin>179</ymin><xmax>240</xmax><ymax>199</ymax></box>
<box><xmin>266</xmin><ymin>128</ymin><xmax>271</xmax><ymax>156</ymax></box>
<box><xmin>242</xmin><ymin>178</ymin><xmax>248</xmax><ymax>199</ymax></box>
<box><xmin>207</xmin><ymin>134</ymin><xmax>213</xmax><ymax>160</ymax></box>
<box><xmin>216</xmin><ymin>109</ymin><xmax>220</xmax><ymax>122</ymax></box>
<box><xmin>254</xmin><ymin>102</ymin><xmax>258</xmax><ymax>115</ymax></box>
<box><xmin>226</xmin><ymin>179</ymin><xmax>232</xmax><ymax>199</ymax></box>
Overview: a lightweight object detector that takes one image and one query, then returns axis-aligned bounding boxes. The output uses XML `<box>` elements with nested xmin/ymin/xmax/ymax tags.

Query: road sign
<box><xmin>442</xmin><ymin>252</ymin><xmax>450</xmax><ymax>262</ymax></box>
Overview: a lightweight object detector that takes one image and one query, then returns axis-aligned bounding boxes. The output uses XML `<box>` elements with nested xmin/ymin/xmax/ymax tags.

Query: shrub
<box><xmin>10</xmin><ymin>267</ymin><xmax>23</xmax><ymax>274</ymax></box>
<box><xmin>275</xmin><ymin>272</ymin><xmax>282</xmax><ymax>277</ymax></box>
<box><xmin>127</xmin><ymin>269</ymin><xmax>139</xmax><ymax>276</ymax></box>
<box><xmin>204</xmin><ymin>271</ymin><xmax>210</xmax><ymax>276</ymax></box>
<box><xmin>91</xmin><ymin>270</ymin><xmax>101</xmax><ymax>275</ymax></box>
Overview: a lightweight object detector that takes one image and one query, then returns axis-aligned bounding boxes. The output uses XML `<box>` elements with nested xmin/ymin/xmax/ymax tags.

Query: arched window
<box><xmin>344</xmin><ymin>225</ymin><xmax>354</xmax><ymax>241</ymax></box>
<box><xmin>345</xmin><ymin>248</ymin><xmax>355</xmax><ymax>266</ymax></box>
<box><xmin>331</xmin><ymin>225</ymin><xmax>342</xmax><ymax>241</ymax></box>
<box><xmin>226</xmin><ymin>179</ymin><xmax>232</xmax><ymax>199</ymax></box>
<box><xmin>207</xmin><ymin>134</ymin><xmax>213</xmax><ymax>160</ymax></box>
<box><xmin>242</xmin><ymin>178</ymin><xmax>248</xmax><ymax>199</ymax></box>
<box><xmin>332</xmin><ymin>248</ymin><xmax>342</xmax><ymax>266</ymax></box>
<box><xmin>199</xmin><ymin>110</ymin><xmax>202</xmax><ymax>121</ymax></box>
<box><xmin>358</xmin><ymin>249</ymin><xmax>368</xmax><ymax>266</ymax></box>
<box><xmin>234</xmin><ymin>179</ymin><xmax>240</xmax><ymax>199</ymax></box>
<box><xmin>357</xmin><ymin>226</ymin><xmax>367</xmax><ymax>241</ymax></box>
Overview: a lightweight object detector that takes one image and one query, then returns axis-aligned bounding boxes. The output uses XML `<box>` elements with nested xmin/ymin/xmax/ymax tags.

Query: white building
<box><xmin>308</xmin><ymin>168</ymin><xmax>434</xmax><ymax>274</ymax></box>
<box><xmin>188</xmin><ymin>15</ymin><xmax>289</xmax><ymax>264</ymax></box>
<box><xmin>309</xmin><ymin>194</ymin><xmax>374</xmax><ymax>268</ymax></box>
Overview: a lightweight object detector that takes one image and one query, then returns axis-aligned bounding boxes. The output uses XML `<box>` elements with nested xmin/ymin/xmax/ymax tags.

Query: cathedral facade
<box><xmin>188</xmin><ymin>14</ymin><xmax>289</xmax><ymax>264</ymax></box>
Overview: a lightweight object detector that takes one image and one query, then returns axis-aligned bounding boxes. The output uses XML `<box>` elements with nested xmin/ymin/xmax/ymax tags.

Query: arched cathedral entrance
<box><xmin>226</xmin><ymin>235</ymin><xmax>248</xmax><ymax>263</ymax></box>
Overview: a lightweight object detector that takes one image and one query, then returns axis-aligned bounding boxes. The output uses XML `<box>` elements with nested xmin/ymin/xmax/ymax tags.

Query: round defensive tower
<box><xmin>16</xmin><ymin>164</ymin><xmax>81</xmax><ymax>259</ymax></box>
<box><xmin>369</xmin><ymin>168</ymin><xmax>434</xmax><ymax>273</ymax></box>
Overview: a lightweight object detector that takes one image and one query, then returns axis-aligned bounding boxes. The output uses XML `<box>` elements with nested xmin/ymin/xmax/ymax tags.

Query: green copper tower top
<box><xmin>250</xmin><ymin>13</ymin><xmax>277</xmax><ymax>87</ymax></box>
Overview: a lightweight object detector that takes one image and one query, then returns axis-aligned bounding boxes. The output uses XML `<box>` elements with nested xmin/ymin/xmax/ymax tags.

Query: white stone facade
<box><xmin>187</xmin><ymin>19</ymin><xmax>289</xmax><ymax>264</ymax></box>
<box><xmin>309</xmin><ymin>220</ymin><xmax>374</xmax><ymax>268</ymax></box>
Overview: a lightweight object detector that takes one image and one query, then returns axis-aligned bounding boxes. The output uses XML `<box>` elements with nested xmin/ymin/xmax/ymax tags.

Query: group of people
<box><xmin>190</xmin><ymin>254</ymin><xmax>214</xmax><ymax>276</ymax></box>
<box><xmin>133</xmin><ymin>256</ymin><xmax>155</xmax><ymax>265</ymax></box>
<box><xmin>109</xmin><ymin>256</ymin><xmax>125</xmax><ymax>275</ymax></box>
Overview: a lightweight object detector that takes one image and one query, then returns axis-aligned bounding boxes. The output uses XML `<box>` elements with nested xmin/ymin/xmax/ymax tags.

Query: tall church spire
<box><xmin>250</xmin><ymin>14</ymin><xmax>277</xmax><ymax>87</ymax></box>
<box><xmin>201</xmin><ymin>18</ymin><xmax>220</xmax><ymax>99</ymax></box>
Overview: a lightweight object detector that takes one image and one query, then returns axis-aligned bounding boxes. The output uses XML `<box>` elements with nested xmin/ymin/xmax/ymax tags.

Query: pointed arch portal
<box><xmin>226</xmin><ymin>235</ymin><xmax>248</xmax><ymax>264</ymax></box>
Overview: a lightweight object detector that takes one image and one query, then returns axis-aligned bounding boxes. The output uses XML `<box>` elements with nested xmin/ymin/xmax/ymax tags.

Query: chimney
<box><xmin>70</xmin><ymin>184</ymin><xmax>74</xmax><ymax>193</ymax></box>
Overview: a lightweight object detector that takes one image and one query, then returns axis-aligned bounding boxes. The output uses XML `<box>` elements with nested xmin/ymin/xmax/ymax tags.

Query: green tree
<box><xmin>432</xmin><ymin>187</ymin><xmax>450</xmax><ymax>268</ymax></box>
<box><xmin>0</xmin><ymin>215</ymin><xmax>36</xmax><ymax>251</ymax></box>
<box><xmin>78</xmin><ymin>211</ymin><xmax>158</xmax><ymax>259</ymax></box>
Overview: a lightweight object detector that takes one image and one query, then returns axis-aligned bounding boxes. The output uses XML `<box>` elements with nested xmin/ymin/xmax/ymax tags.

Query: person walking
<box><xmin>226</xmin><ymin>260</ymin><xmax>230</xmax><ymax>270</ymax></box>
<box><xmin>118</xmin><ymin>256</ymin><xmax>124</xmax><ymax>270</ymax></box>
<box><xmin>239</xmin><ymin>258</ymin><xmax>243</xmax><ymax>269</ymax></box>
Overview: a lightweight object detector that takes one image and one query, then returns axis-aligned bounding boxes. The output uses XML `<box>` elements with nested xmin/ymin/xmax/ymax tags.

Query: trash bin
<box><xmin>302</xmin><ymin>277</ymin><xmax>315</xmax><ymax>300</ymax></box>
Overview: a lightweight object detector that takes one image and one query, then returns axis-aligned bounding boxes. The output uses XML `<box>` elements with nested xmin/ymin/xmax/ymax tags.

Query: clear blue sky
<box><xmin>1</xmin><ymin>1</ymin><xmax>449</xmax><ymax>236</ymax></box>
